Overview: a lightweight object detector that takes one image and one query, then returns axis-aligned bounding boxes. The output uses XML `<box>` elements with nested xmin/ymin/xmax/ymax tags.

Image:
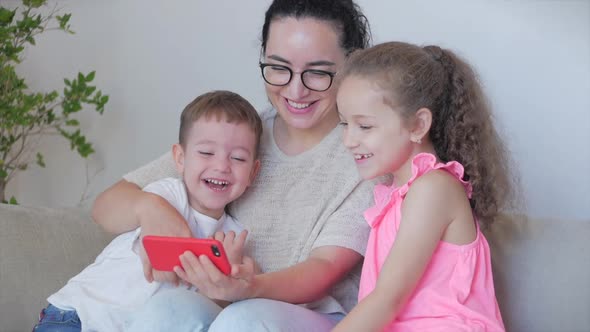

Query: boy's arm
<box><xmin>333</xmin><ymin>171</ymin><xmax>465</xmax><ymax>332</ymax></box>
<box><xmin>92</xmin><ymin>152</ymin><xmax>179</xmax><ymax>234</ymax></box>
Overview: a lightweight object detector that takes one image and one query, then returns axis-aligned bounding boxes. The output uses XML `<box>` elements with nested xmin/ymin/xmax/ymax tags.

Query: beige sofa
<box><xmin>1</xmin><ymin>203</ymin><xmax>589</xmax><ymax>332</ymax></box>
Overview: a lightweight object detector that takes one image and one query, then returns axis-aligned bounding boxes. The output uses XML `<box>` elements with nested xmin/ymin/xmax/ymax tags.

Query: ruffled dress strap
<box><xmin>363</xmin><ymin>153</ymin><xmax>472</xmax><ymax>228</ymax></box>
<box><xmin>399</xmin><ymin>153</ymin><xmax>472</xmax><ymax>199</ymax></box>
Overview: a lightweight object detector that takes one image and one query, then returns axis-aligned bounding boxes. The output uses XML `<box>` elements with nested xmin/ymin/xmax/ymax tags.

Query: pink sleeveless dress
<box><xmin>358</xmin><ymin>153</ymin><xmax>505</xmax><ymax>331</ymax></box>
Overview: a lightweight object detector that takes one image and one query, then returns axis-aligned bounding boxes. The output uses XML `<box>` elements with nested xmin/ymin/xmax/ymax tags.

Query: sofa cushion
<box><xmin>0</xmin><ymin>204</ymin><xmax>114</xmax><ymax>331</ymax></box>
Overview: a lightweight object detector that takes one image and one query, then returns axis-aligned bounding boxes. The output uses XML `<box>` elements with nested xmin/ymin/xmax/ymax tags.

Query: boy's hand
<box><xmin>135</xmin><ymin>193</ymin><xmax>192</xmax><ymax>285</ymax></box>
<box><xmin>213</xmin><ymin>230</ymin><xmax>248</xmax><ymax>265</ymax></box>
<box><xmin>138</xmin><ymin>242</ymin><xmax>179</xmax><ymax>285</ymax></box>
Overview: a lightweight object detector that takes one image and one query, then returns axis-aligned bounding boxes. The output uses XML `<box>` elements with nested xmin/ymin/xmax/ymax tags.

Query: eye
<box><xmin>231</xmin><ymin>156</ymin><xmax>246</xmax><ymax>162</ymax></box>
<box><xmin>359</xmin><ymin>125</ymin><xmax>373</xmax><ymax>130</ymax></box>
<box><xmin>198</xmin><ymin>151</ymin><xmax>213</xmax><ymax>156</ymax></box>
<box><xmin>270</xmin><ymin>65</ymin><xmax>289</xmax><ymax>72</ymax></box>
<box><xmin>305</xmin><ymin>70</ymin><xmax>332</xmax><ymax>77</ymax></box>
<box><xmin>338</xmin><ymin>121</ymin><xmax>348</xmax><ymax>127</ymax></box>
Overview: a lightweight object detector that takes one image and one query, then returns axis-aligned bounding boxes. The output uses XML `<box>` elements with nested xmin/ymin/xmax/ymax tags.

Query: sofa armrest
<box><xmin>0</xmin><ymin>203</ymin><xmax>114</xmax><ymax>331</ymax></box>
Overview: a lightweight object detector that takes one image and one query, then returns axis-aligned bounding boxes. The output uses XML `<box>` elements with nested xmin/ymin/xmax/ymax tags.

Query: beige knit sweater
<box><xmin>124</xmin><ymin>109</ymin><xmax>376</xmax><ymax>314</ymax></box>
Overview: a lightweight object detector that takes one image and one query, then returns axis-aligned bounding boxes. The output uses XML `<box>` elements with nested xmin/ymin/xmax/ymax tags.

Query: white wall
<box><xmin>7</xmin><ymin>0</ymin><xmax>590</xmax><ymax>222</ymax></box>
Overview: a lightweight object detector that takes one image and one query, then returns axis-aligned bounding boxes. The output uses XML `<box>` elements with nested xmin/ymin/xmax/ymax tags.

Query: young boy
<box><xmin>33</xmin><ymin>90</ymin><xmax>262</xmax><ymax>332</ymax></box>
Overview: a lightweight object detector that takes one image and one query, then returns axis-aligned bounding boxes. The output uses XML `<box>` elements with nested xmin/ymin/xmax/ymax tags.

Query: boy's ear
<box><xmin>411</xmin><ymin>107</ymin><xmax>433</xmax><ymax>142</ymax></box>
<box><xmin>248</xmin><ymin>159</ymin><xmax>261</xmax><ymax>186</ymax></box>
<box><xmin>172</xmin><ymin>143</ymin><xmax>185</xmax><ymax>175</ymax></box>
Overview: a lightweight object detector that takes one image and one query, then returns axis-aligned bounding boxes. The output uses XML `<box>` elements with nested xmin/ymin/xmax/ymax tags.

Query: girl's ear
<box><xmin>172</xmin><ymin>143</ymin><xmax>185</xmax><ymax>175</ymax></box>
<box><xmin>411</xmin><ymin>107</ymin><xmax>432</xmax><ymax>143</ymax></box>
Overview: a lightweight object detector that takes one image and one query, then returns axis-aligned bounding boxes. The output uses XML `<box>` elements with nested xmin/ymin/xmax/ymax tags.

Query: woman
<box><xmin>93</xmin><ymin>0</ymin><xmax>374</xmax><ymax>330</ymax></box>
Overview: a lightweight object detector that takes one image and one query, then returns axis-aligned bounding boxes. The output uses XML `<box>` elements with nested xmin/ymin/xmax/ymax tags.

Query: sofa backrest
<box><xmin>0</xmin><ymin>204</ymin><xmax>114</xmax><ymax>332</ymax></box>
<box><xmin>484</xmin><ymin>214</ymin><xmax>590</xmax><ymax>332</ymax></box>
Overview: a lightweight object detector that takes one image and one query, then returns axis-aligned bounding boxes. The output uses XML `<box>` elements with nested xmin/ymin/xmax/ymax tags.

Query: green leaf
<box><xmin>25</xmin><ymin>35</ymin><xmax>36</xmax><ymax>45</ymax></box>
<box><xmin>23</xmin><ymin>0</ymin><xmax>46</xmax><ymax>8</ymax></box>
<box><xmin>85</xmin><ymin>71</ymin><xmax>95</xmax><ymax>81</ymax></box>
<box><xmin>65</xmin><ymin>119</ymin><xmax>79</xmax><ymax>126</ymax></box>
<box><xmin>0</xmin><ymin>8</ymin><xmax>16</xmax><ymax>25</ymax></box>
<box><xmin>56</xmin><ymin>13</ymin><xmax>72</xmax><ymax>31</ymax></box>
<box><xmin>64</xmin><ymin>78</ymin><xmax>71</xmax><ymax>86</ymax></box>
<box><xmin>0</xmin><ymin>168</ymin><xmax>7</xmax><ymax>179</ymax></box>
<box><xmin>8</xmin><ymin>196</ymin><xmax>18</xmax><ymax>205</ymax></box>
<box><xmin>36</xmin><ymin>153</ymin><xmax>45</xmax><ymax>167</ymax></box>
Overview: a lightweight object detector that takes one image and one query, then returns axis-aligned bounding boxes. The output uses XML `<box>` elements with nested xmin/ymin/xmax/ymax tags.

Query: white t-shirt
<box><xmin>47</xmin><ymin>177</ymin><xmax>244</xmax><ymax>332</ymax></box>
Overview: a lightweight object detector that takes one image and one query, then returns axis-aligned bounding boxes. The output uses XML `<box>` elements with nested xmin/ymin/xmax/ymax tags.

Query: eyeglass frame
<box><xmin>259</xmin><ymin>62</ymin><xmax>336</xmax><ymax>92</ymax></box>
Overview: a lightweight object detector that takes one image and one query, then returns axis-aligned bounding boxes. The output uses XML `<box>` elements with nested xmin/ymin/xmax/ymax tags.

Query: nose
<box><xmin>342</xmin><ymin>128</ymin><xmax>359</xmax><ymax>149</ymax></box>
<box><xmin>285</xmin><ymin>72</ymin><xmax>310</xmax><ymax>98</ymax></box>
<box><xmin>214</xmin><ymin>156</ymin><xmax>231</xmax><ymax>173</ymax></box>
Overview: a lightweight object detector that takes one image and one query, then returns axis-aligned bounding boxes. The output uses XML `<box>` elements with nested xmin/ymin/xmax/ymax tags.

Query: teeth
<box><xmin>354</xmin><ymin>153</ymin><xmax>373</xmax><ymax>160</ymax></box>
<box><xmin>287</xmin><ymin>100</ymin><xmax>310</xmax><ymax>109</ymax></box>
<box><xmin>205</xmin><ymin>179</ymin><xmax>228</xmax><ymax>185</ymax></box>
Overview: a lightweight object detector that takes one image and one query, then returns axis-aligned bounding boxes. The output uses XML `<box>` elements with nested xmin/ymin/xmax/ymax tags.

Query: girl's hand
<box><xmin>213</xmin><ymin>230</ymin><xmax>248</xmax><ymax>265</ymax></box>
<box><xmin>174</xmin><ymin>252</ymin><xmax>258</xmax><ymax>302</ymax></box>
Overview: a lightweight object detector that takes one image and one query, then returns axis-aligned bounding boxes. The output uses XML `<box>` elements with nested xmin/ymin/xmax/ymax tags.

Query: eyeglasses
<box><xmin>259</xmin><ymin>62</ymin><xmax>336</xmax><ymax>92</ymax></box>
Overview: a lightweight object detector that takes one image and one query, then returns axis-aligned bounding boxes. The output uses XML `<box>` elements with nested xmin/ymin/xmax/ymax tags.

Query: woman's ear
<box><xmin>411</xmin><ymin>107</ymin><xmax>432</xmax><ymax>143</ymax></box>
<box><xmin>172</xmin><ymin>143</ymin><xmax>185</xmax><ymax>175</ymax></box>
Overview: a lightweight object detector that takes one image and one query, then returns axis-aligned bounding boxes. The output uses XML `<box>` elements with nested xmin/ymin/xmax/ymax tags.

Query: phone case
<box><xmin>142</xmin><ymin>236</ymin><xmax>231</xmax><ymax>275</ymax></box>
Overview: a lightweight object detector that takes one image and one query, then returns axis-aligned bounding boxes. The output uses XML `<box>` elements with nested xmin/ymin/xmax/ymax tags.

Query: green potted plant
<box><xmin>0</xmin><ymin>0</ymin><xmax>108</xmax><ymax>204</ymax></box>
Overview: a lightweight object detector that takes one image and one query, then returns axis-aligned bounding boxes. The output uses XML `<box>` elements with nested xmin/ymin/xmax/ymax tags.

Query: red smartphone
<box><xmin>142</xmin><ymin>235</ymin><xmax>231</xmax><ymax>275</ymax></box>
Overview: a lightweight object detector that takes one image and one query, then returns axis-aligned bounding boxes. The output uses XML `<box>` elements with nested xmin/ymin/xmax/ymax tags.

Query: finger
<box><xmin>179</xmin><ymin>251</ymin><xmax>209</xmax><ymax>284</ymax></box>
<box><xmin>213</xmin><ymin>231</ymin><xmax>225</xmax><ymax>242</ymax></box>
<box><xmin>235</xmin><ymin>230</ymin><xmax>248</xmax><ymax>248</ymax></box>
<box><xmin>199</xmin><ymin>254</ymin><xmax>227</xmax><ymax>283</ymax></box>
<box><xmin>140</xmin><ymin>249</ymin><xmax>154</xmax><ymax>283</ymax></box>
<box><xmin>173</xmin><ymin>265</ymin><xmax>189</xmax><ymax>282</ymax></box>
<box><xmin>224</xmin><ymin>231</ymin><xmax>236</xmax><ymax>245</ymax></box>
<box><xmin>232</xmin><ymin>256</ymin><xmax>256</xmax><ymax>280</ymax></box>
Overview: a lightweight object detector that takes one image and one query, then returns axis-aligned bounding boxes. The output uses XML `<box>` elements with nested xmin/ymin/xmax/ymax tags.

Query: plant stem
<box><xmin>0</xmin><ymin>179</ymin><xmax>5</xmax><ymax>203</ymax></box>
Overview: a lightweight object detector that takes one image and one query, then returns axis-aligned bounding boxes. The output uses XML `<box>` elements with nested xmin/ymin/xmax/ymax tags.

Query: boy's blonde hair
<box><xmin>179</xmin><ymin>90</ymin><xmax>263</xmax><ymax>157</ymax></box>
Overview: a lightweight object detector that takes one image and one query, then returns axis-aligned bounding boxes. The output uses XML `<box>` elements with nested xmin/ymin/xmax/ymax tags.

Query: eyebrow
<box><xmin>266</xmin><ymin>54</ymin><xmax>335</xmax><ymax>67</ymax></box>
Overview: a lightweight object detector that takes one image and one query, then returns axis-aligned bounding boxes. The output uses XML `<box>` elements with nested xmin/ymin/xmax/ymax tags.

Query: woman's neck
<box><xmin>273</xmin><ymin>112</ymin><xmax>340</xmax><ymax>156</ymax></box>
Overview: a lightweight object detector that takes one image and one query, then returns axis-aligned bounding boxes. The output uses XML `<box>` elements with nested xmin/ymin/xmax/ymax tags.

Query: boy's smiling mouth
<box><xmin>203</xmin><ymin>178</ymin><xmax>230</xmax><ymax>191</ymax></box>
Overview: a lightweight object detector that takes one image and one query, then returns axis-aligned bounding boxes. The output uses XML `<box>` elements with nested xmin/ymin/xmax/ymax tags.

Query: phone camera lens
<box><xmin>211</xmin><ymin>245</ymin><xmax>221</xmax><ymax>257</ymax></box>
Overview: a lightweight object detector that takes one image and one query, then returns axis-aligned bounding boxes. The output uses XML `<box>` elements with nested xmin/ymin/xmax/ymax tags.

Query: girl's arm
<box><xmin>175</xmin><ymin>245</ymin><xmax>362</xmax><ymax>303</ymax></box>
<box><xmin>333</xmin><ymin>171</ymin><xmax>470</xmax><ymax>332</ymax></box>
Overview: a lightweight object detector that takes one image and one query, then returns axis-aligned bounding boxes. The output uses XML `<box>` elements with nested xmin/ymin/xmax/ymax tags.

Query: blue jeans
<box><xmin>127</xmin><ymin>288</ymin><xmax>345</xmax><ymax>332</ymax></box>
<box><xmin>33</xmin><ymin>304</ymin><xmax>81</xmax><ymax>332</ymax></box>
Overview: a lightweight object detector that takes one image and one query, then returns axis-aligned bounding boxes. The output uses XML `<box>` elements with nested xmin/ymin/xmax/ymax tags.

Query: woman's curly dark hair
<box><xmin>338</xmin><ymin>42</ymin><xmax>518</xmax><ymax>227</ymax></box>
<box><xmin>261</xmin><ymin>0</ymin><xmax>371</xmax><ymax>54</ymax></box>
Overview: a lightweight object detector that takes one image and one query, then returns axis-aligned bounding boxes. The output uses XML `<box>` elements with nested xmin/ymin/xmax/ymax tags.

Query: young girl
<box><xmin>333</xmin><ymin>41</ymin><xmax>514</xmax><ymax>331</ymax></box>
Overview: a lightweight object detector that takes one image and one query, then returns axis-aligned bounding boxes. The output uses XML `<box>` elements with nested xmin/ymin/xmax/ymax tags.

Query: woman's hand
<box><xmin>213</xmin><ymin>230</ymin><xmax>248</xmax><ymax>265</ymax></box>
<box><xmin>174</xmin><ymin>252</ymin><xmax>259</xmax><ymax>302</ymax></box>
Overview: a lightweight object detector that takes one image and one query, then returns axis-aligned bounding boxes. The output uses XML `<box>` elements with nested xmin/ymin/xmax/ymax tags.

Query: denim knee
<box><xmin>33</xmin><ymin>304</ymin><xmax>81</xmax><ymax>332</ymax></box>
<box><xmin>126</xmin><ymin>288</ymin><xmax>222</xmax><ymax>332</ymax></box>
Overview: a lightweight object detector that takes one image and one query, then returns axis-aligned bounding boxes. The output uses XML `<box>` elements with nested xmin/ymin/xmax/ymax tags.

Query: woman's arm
<box><xmin>252</xmin><ymin>246</ymin><xmax>362</xmax><ymax>303</ymax></box>
<box><xmin>333</xmin><ymin>171</ymin><xmax>470</xmax><ymax>332</ymax></box>
<box><xmin>175</xmin><ymin>245</ymin><xmax>362</xmax><ymax>303</ymax></box>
